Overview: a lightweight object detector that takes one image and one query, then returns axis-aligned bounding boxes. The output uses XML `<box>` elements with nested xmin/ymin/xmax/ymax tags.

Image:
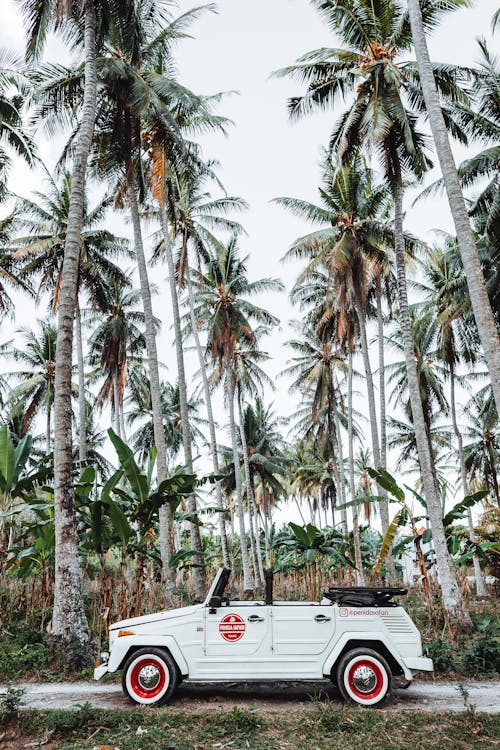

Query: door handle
<box><xmin>314</xmin><ymin>614</ymin><xmax>331</xmax><ymax>622</ymax></box>
<box><xmin>248</xmin><ymin>614</ymin><xmax>264</xmax><ymax>623</ymax></box>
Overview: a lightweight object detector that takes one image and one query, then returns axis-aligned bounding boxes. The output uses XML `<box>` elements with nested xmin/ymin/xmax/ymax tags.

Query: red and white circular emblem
<box><xmin>219</xmin><ymin>613</ymin><xmax>245</xmax><ymax>642</ymax></box>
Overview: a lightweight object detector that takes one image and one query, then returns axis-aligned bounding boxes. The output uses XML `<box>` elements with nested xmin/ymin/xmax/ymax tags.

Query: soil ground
<box><xmin>1</xmin><ymin>678</ymin><xmax>499</xmax><ymax>712</ymax></box>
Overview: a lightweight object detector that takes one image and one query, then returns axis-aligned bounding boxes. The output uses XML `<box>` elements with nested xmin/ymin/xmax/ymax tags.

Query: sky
<box><xmin>0</xmin><ymin>0</ymin><xmax>497</xmax><ymax>524</ymax></box>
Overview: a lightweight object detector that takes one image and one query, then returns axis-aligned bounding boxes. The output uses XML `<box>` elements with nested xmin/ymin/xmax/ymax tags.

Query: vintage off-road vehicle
<box><xmin>94</xmin><ymin>567</ymin><xmax>433</xmax><ymax>707</ymax></box>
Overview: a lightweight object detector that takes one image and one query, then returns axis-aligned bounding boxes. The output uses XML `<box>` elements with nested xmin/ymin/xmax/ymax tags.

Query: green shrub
<box><xmin>0</xmin><ymin>686</ymin><xmax>26</xmax><ymax>715</ymax></box>
<box><xmin>424</xmin><ymin>637</ymin><xmax>456</xmax><ymax>673</ymax></box>
<box><xmin>458</xmin><ymin>635</ymin><xmax>500</xmax><ymax>676</ymax></box>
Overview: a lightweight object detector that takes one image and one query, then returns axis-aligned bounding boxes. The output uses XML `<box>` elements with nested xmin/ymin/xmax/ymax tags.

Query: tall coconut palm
<box><xmin>12</xmin><ymin>166</ymin><xmax>129</xmax><ymax>461</ymax></box>
<box><xmin>95</xmin><ymin>5</ymin><xmax>222</xmax><ymax>599</ymax></box>
<box><xmin>283</xmin><ymin>322</ymin><xmax>347</xmax><ymax>525</ymax></box>
<box><xmin>242</xmin><ymin>396</ymin><xmax>288</xmax><ymax>566</ymax></box>
<box><xmin>278</xmin><ymin>0</ymin><xmax>470</xmax><ymax>623</ymax></box>
<box><xmin>233</xmin><ymin>343</ymin><xmax>274</xmax><ymax>586</ymax></box>
<box><xmin>0</xmin><ymin>50</ymin><xmax>36</xmax><ymax>202</ymax></box>
<box><xmin>419</xmin><ymin>243</ymin><xmax>486</xmax><ymax>594</ymax></box>
<box><xmin>87</xmin><ymin>278</ymin><xmax>148</xmax><ymax>437</ymax></box>
<box><xmin>5</xmin><ymin>321</ymin><xmax>60</xmax><ymax>452</ymax></box>
<box><xmin>33</xmin><ymin>1</ymin><xmax>220</xmax><ymax>595</ymax></box>
<box><xmin>463</xmin><ymin>393</ymin><xmax>499</xmax><ymax>506</ymax></box>
<box><xmin>19</xmin><ymin>0</ymin><xmax>109</xmax><ymax>649</ymax></box>
<box><xmin>407</xmin><ymin>0</ymin><xmax>500</xmax><ymax>417</ymax></box>
<box><xmin>277</xmin><ymin>154</ymin><xmax>401</xmax><ymax>535</ymax></box>
<box><xmin>0</xmin><ymin>214</ymin><xmax>32</xmax><ymax>317</ymax></box>
<box><xmin>153</xmin><ymin>161</ymin><xmax>246</xmax><ymax>570</ymax></box>
<box><xmin>194</xmin><ymin>236</ymin><xmax>283</xmax><ymax>591</ymax></box>
<box><xmin>126</xmin><ymin>375</ymin><xmax>206</xmax><ymax>468</ymax></box>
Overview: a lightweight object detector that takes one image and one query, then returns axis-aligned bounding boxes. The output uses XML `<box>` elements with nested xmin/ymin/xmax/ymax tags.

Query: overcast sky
<box><xmin>1</xmin><ymin>0</ymin><xmax>497</xmax><ymax>521</ymax></box>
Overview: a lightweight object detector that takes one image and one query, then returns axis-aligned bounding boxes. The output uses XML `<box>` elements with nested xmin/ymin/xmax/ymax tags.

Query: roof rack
<box><xmin>323</xmin><ymin>586</ymin><xmax>408</xmax><ymax>608</ymax></box>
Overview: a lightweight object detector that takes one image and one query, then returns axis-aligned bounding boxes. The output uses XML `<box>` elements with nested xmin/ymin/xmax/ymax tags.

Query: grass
<box><xmin>0</xmin><ymin>704</ymin><xmax>499</xmax><ymax>750</ymax></box>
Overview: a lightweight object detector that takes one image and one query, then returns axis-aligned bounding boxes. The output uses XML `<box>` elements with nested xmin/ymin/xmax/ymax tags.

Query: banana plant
<box><xmin>0</xmin><ymin>425</ymin><xmax>52</xmax><ymax>513</ymax></box>
<box><xmin>341</xmin><ymin>468</ymin><xmax>490</xmax><ymax>602</ymax></box>
<box><xmin>273</xmin><ymin>521</ymin><xmax>354</xmax><ymax>598</ymax></box>
<box><xmin>107</xmin><ymin>429</ymin><xmax>199</xmax><ymax>536</ymax></box>
<box><xmin>0</xmin><ymin>425</ymin><xmax>53</xmax><ymax>557</ymax></box>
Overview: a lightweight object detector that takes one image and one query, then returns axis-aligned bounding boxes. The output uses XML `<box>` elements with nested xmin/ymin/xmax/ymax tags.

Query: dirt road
<box><xmin>1</xmin><ymin>679</ymin><xmax>499</xmax><ymax>713</ymax></box>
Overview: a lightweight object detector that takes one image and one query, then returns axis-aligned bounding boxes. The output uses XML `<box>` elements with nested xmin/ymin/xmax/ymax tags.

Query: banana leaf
<box><xmin>375</xmin><ymin>511</ymin><xmax>402</xmax><ymax>574</ymax></box>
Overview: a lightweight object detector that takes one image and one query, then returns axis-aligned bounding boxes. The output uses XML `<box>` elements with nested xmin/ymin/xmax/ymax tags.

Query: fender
<box><xmin>108</xmin><ymin>635</ymin><xmax>189</xmax><ymax>676</ymax></box>
<box><xmin>322</xmin><ymin>632</ymin><xmax>412</xmax><ymax>681</ymax></box>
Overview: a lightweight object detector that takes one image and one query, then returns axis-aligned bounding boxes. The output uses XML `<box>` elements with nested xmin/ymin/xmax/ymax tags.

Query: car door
<box><xmin>271</xmin><ymin>603</ymin><xmax>335</xmax><ymax>678</ymax></box>
<box><xmin>196</xmin><ymin>603</ymin><xmax>271</xmax><ymax>679</ymax></box>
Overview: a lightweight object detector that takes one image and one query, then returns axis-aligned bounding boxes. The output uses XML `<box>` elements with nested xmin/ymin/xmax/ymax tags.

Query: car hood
<box><xmin>109</xmin><ymin>604</ymin><xmax>201</xmax><ymax>631</ymax></box>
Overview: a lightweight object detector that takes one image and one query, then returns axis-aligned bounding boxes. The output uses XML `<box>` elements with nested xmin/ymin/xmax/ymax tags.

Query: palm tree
<box><xmin>0</xmin><ymin>213</ymin><xmax>32</xmax><ymax>317</ymax></box>
<box><xmin>278</xmin><ymin>0</ymin><xmax>470</xmax><ymax>623</ymax></box>
<box><xmin>87</xmin><ymin>278</ymin><xmax>147</xmax><ymax>437</ymax></box>
<box><xmin>127</xmin><ymin>375</ymin><xmax>206</xmax><ymax>469</ymax></box>
<box><xmin>32</xmin><ymin>0</ymin><xmax>220</xmax><ymax>593</ymax></box>
<box><xmin>243</xmin><ymin>397</ymin><xmax>288</xmax><ymax>566</ymax></box>
<box><xmin>289</xmin><ymin>439</ymin><xmax>338</xmax><ymax>528</ymax></box>
<box><xmin>0</xmin><ymin>50</ymin><xmax>36</xmax><ymax>202</ymax></box>
<box><xmin>463</xmin><ymin>393</ymin><xmax>499</xmax><ymax>506</ymax></box>
<box><xmin>154</xmin><ymin>161</ymin><xmax>245</xmax><ymax>571</ymax></box>
<box><xmin>91</xmin><ymin>4</ymin><xmax>222</xmax><ymax>597</ymax></box>
<box><xmin>277</xmin><ymin>154</ymin><xmax>399</xmax><ymax>535</ymax></box>
<box><xmin>20</xmin><ymin>0</ymin><xmax>108</xmax><ymax>649</ymax></box>
<box><xmin>6</xmin><ymin>321</ymin><xmax>59</xmax><ymax>452</ymax></box>
<box><xmin>419</xmin><ymin>243</ymin><xmax>486</xmax><ymax>594</ymax></box>
<box><xmin>407</xmin><ymin>0</ymin><xmax>500</xmax><ymax>417</ymax></box>
<box><xmin>194</xmin><ymin>236</ymin><xmax>283</xmax><ymax>591</ymax></box>
<box><xmin>420</xmin><ymin>38</ymin><xmax>500</xmax><ymax>248</ymax></box>
<box><xmin>12</xmin><ymin>166</ymin><xmax>129</xmax><ymax>461</ymax></box>
<box><xmin>284</xmin><ymin>321</ymin><xmax>347</xmax><ymax>527</ymax></box>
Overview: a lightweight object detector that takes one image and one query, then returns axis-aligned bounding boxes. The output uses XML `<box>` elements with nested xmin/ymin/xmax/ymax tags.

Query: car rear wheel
<box><xmin>336</xmin><ymin>648</ymin><xmax>391</xmax><ymax>707</ymax></box>
<box><xmin>122</xmin><ymin>648</ymin><xmax>177</xmax><ymax>706</ymax></box>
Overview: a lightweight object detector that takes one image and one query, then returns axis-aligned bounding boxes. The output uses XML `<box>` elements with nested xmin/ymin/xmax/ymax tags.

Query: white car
<box><xmin>94</xmin><ymin>567</ymin><xmax>433</xmax><ymax>707</ymax></box>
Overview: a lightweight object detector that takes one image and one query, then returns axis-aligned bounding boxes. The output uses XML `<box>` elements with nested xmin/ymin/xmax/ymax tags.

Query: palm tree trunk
<box><xmin>393</xmin><ymin>156</ymin><xmax>470</xmax><ymax>626</ymax></box>
<box><xmin>450</xmin><ymin>368</ymin><xmax>486</xmax><ymax>596</ymax></box>
<box><xmin>125</xmin><ymin>146</ymin><xmax>175</xmax><ymax>590</ymax></box>
<box><xmin>227</xmin><ymin>378</ymin><xmax>253</xmax><ymax>593</ymax></box>
<box><xmin>348</xmin><ymin>349</ymin><xmax>364</xmax><ymax>586</ymax></box>
<box><xmin>376</xmin><ymin>279</ymin><xmax>388</xmax><ymax>472</ymax></box>
<box><xmin>185</xmin><ymin>262</ymin><xmax>230</xmax><ymax>567</ymax></box>
<box><xmin>262</xmin><ymin>485</ymin><xmax>272</xmax><ymax>563</ymax></box>
<box><xmin>250</xmin><ymin>474</ymin><xmax>265</xmax><ymax>581</ymax></box>
<box><xmin>332</xmin><ymin>377</ymin><xmax>348</xmax><ymax>532</ymax></box>
<box><xmin>407</xmin><ymin>0</ymin><xmax>500</xmax><ymax>417</ymax></box>
<box><xmin>51</xmin><ymin>0</ymin><xmax>96</xmax><ymax>649</ymax></box>
<box><xmin>326</xmin><ymin>392</ymin><xmax>343</xmax><ymax>529</ymax></box>
<box><xmin>353</xmin><ymin>295</ymin><xmax>390</xmax><ymax>536</ymax></box>
<box><xmin>237</xmin><ymin>392</ymin><xmax>262</xmax><ymax>588</ymax></box>
<box><xmin>159</xmin><ymin>202</ymin><xmax>205</xmax><ymax>600</ymax></box>
<box><xmin>112</xmin><ymin>373</ymin><xmax>121</xmax><ymax>437</ymax></box>
<box><xmin>295</xmin><ymin>494</ymin><xmax>306</xmax><ymax>524</ymax></box>
<box><xmin>75</xmin><ymin>298</ymin><xmax>87</xmax><ymax>464</ymax></box>
<box><xmin>46</xmin><ymin>405</ymin><xmax>51</xmax><ymax>455</ymax></box>
<box><xmin>119</xmin><ymin>403</ymin><xmax>126</xmax><ymax>442</ymax></box>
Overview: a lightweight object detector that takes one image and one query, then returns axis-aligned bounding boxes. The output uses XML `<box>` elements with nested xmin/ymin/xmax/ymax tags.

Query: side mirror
<box><xmin>208</xmin><ymin>595</ymin><xmax>222</xmax><ymax>613</ymax></box>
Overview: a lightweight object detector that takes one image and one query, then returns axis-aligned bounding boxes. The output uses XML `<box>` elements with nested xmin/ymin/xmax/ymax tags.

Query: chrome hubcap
<box><xmin>138</xmin><ymin>664</ymin><xmax>161</xmax><ymax>690</ymax></box>
<box><xmin>352</xmin><ymin>665</ymin><xmax>377</xmax><ymax>693</ymax></box>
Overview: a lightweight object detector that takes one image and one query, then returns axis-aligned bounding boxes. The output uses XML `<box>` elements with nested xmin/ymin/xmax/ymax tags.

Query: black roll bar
<box><xmin>264</xmin><ymin>568</ymin><xmax>273</xmax><ymax>605</ymax></box>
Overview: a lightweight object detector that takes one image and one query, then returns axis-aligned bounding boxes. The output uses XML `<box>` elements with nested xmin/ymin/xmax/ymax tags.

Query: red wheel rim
<box><xmin>347</xmin><ymin>659</ymin><xmax>384</xmax><ymax>701</ymax></box>
<box><xmin>130</xmin><ymin>658</ymin><xmax>167</xmax><ymax>700</ymax></box>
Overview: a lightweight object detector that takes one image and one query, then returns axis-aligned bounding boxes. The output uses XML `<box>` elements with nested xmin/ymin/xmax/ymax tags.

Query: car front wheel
<box><xmin>336</xmin><ymin>648</ymin><xmax>391</xmax><ymax>707</ymax></box>
<box><xmin>122</xmin><ymin>648</ymin><xmax>177</xmax><ymax>706</ymax></box>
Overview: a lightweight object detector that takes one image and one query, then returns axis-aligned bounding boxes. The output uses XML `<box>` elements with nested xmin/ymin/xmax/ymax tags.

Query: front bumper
<box><xmin>404</xmin><ymin>656</ymin><xmax>434</xmax><ymax>673</ymax></box>
<box><xmin>94</xmin><ymin>664</ymin><xmax>109</xmax><ymax>680</ymax></box>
